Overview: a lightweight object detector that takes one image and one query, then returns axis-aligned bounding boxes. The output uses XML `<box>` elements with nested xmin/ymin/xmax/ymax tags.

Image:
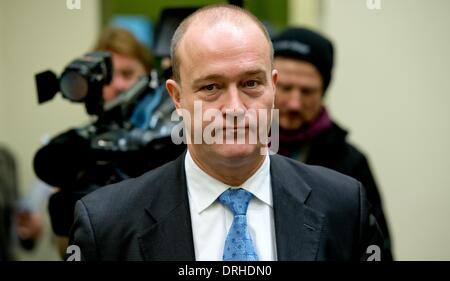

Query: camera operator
<box><xmin>49</xmin><ymin>26</ymin><xmax>154</xmax><ymax>257</ymax></box>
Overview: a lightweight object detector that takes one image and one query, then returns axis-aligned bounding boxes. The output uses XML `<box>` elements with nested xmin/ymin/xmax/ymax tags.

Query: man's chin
<box><xmin>213</xmin><ymin>144</ymin><xmax>260</xmax><ymax>161</ymax></box>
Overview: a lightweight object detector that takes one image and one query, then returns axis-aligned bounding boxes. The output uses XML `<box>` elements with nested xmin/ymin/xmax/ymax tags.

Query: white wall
<box><xmin>0</xmin><ymin>5</ymin><xmax>6</xmax><ymax>136</ymax></box>
<box><xmin>0</xmin><ymin>0</ymin><xmax>100</xmax><ymax>260</ymax></box>
<box><xmin>320</xmin><ymin>0</ymin><xmax>450</xmax><ymax>260</ymax></box>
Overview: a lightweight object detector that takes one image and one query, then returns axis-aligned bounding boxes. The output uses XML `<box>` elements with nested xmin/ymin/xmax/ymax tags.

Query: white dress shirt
<box><xmin>185</xmin><ymin>150</ymin><xmax>278</xmax><ymax>261</ymax></box>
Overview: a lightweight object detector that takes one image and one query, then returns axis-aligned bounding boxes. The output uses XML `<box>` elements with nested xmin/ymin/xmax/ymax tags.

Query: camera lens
<box><xmin>60</xmin><ymin>71</ymin><xmax>88</xmax><ymax>102</ymax></box>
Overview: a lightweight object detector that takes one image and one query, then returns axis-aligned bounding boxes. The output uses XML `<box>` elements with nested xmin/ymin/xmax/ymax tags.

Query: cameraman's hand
<box><xmin>16</xmin><ymin>210</ymin><xmax>43</xmax><ymax>243</ymax></box>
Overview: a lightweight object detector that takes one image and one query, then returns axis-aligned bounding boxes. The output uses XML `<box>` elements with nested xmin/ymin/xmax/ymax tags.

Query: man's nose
<box><xmin>285</xmin><ymin>91</ymin><xmax>302</xmax><ymax>110</ymax></box>
<box><xmin>224</xmin><ymin>86</ymin><xmax>246</xmax><ymax>112</ymax></box>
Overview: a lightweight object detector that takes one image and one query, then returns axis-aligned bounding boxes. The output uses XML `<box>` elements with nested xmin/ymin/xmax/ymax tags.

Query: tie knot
<box><xmin>219</xmin><ymin>188</ymin><xmax>253</xmax><ymax>216</ymax></box>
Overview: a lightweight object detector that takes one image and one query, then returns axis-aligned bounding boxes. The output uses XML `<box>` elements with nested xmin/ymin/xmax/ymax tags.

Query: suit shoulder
<box><xmin>271</xmin><ymin>154</ymin><xmax>362</xmax><ymax>202</ymax></box>
<box><xmin>79</xmin><ymin>156</ymin><xmax>182</xmax><ymax>219</ymax></box>
<box><xmin>272</xmin><ymin>153</ymin><xmax>359</xmax><ymax>183</ymax></box>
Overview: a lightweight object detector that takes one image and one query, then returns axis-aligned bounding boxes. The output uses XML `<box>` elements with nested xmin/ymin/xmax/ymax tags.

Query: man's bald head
<box><xmin>170</xmin><ymin>4</ymin><xmax>274</xmax><ymax>82</ymax></box>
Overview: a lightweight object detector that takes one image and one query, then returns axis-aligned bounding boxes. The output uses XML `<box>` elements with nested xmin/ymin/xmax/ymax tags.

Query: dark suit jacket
<box><xmin>69</xmin><ymin>152</ymin><xmax>385</xmax><ymax>261</ymax></box>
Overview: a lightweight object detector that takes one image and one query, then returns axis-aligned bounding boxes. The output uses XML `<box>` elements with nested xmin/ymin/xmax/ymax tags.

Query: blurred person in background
<box><xmin>272</xmin><ymin>27</ymin><xmax>393</xmax><ymax>260</ymax></box>
<box><xmin>0</xmin><ymin>145</ymin><xmax>18</xmax><ymax>260</ymax></box>
<box><xmin>1</xmin><ymin>145</ymin><xmax>45</xmax><ymax>260</ymax></box>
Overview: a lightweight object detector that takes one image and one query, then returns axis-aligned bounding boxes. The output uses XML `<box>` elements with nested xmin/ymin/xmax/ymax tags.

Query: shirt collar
<box><xmin>185</xmin><ymin>150</ymin><xmax>272</xmax><ymax>214</ymax></box>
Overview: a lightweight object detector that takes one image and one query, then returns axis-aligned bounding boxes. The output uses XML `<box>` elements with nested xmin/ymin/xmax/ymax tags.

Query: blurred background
<box><xmin>0</xmin><ymin>0</ymin><xmax>449</xmax><ymax>260</ymax></box>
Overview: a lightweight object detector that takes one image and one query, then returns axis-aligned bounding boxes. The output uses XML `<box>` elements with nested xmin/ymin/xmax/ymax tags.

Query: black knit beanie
<box><xmin>272</xmin><ymin>27</ymin><xmax>334</xmax><ymax>93</ymax></box>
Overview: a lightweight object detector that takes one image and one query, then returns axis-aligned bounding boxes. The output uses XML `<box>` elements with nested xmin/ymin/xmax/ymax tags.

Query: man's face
<box><xmin>102</xmin><ymin>52</ymin><xmax>147</xmax><ymax>102</ymax></box>
<box><xmin>167</xmin><ymin>21</ymin><xmax>277</xmax><ymax>164</ymax></box>
<box><xmin>274</xmin><ymin>57</ymin><xmax>324</xmax><ymax>130</ymax></box>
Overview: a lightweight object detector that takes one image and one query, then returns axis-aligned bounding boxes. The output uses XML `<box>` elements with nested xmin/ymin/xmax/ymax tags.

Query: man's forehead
<box><xmin>180</xmin><ymin>47</ymin><xmax>271</xmax><ymax>85</ymax></box>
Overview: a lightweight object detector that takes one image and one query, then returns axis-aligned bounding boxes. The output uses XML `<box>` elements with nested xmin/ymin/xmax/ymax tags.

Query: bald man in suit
<box><xmin>69</xmin><ymin>4</ymin><xmax>385</xmax><ymax>261</ymax></box>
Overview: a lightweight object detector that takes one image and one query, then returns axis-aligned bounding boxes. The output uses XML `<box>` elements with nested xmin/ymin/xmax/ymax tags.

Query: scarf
<box><xmin>277</xmin><ymin>107</ymin><xmax>333</xmax><ymax>157</ymax></box>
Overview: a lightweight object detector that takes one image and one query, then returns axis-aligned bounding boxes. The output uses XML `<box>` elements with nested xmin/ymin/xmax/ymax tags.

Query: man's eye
<box><xmin>302</xmin><ymin>88</ymin><xmax>312</xmax><ymax>95</ymax></box>
<box><xmin>201</xmin><ymin>84</ymin><xmax>217</xmax><ymax>92</ymax></box>
<box><xmin>244</xmin><ymin>80</ymin><xmax>259</xmax><ymax>88</ymax></box>
<box><xmin>301</xmin><ymin>87</ymin><xmax>319</xmax><ymax>96</ymax></box>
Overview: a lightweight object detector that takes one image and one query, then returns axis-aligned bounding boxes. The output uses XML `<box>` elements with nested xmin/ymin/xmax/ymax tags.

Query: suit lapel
<box><xmin>137</xmin><ymin>152</ymin><xmax>196</xmax><ymax>261</ymax></box>
<box><xmin>270</xmin><ymin>155</ymin><xmax>325</xmax><ymax>261</ymax></box>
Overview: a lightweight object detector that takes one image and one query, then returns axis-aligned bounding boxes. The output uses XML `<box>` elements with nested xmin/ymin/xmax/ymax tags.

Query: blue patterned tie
<box><xmin>219</xmin><ymin>188</ymin><xmax>259</xmax><ymax>261</ymax></box>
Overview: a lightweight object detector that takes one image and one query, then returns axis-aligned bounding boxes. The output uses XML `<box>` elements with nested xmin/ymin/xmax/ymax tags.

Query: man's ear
<box><xmin>166</xmin><ymin>79</ymin><xmax>182</xmax><ymax>110</ymax></box>
<box><xmin>271</xmin><ymin>69</ymin><xmax>278</xmax><ymax>109</ymax></box>
<box><xmin>271</xmin><ymin>69</ymin><xmax>278</xmax><ymax>92</ymax></box>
